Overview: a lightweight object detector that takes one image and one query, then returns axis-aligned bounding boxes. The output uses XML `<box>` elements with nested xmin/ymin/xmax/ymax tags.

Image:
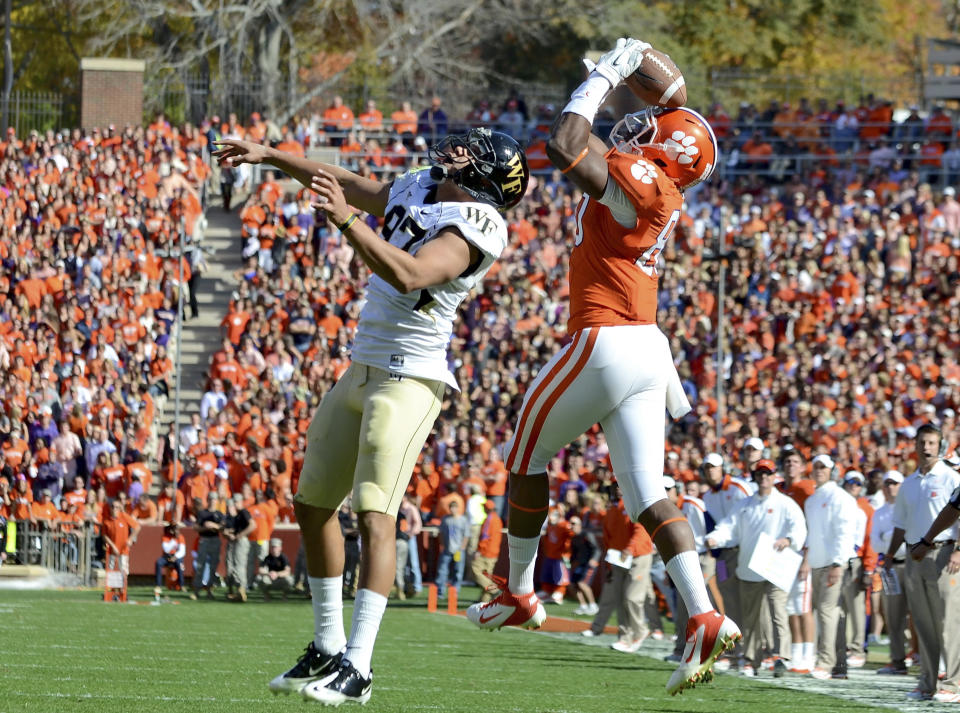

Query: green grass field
<box><xmin>0</xmin><ymin>587</ymin><xmax>904</xmax><ymax>713</ymax></box>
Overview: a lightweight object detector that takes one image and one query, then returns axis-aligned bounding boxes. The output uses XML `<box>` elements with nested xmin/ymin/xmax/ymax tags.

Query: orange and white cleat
<box><xmin>666</xmin><ymin>611</ymin><xmax>742</xmax><ymax>696</ymax></box>
<box><xmin>466</xmin><ymin>576</ymin><xmax>547</xmax><ymax>630</ymax></box>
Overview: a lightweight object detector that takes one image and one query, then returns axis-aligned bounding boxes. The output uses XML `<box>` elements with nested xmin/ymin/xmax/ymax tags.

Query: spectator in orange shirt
<box><xmin>246</xmin><ymin>488</ymin><xmax>273</xmax><ymax>587</ymax></box>
<box><xmin>157</xmin><ymin>482</ymin><xmax>185</xmax><ymax>524</ymax></box>
<box><xmin>323</xmin><ymin>95</ymin><xmax>355</xmax><ymax>146</ymax></box>
<box><xmin>390</xmin><ymin>101</ymin><xmax>417</xmax><ymax>138</ymax></box>
<box><xmin>538</xmin><ymin>507</ymin><xmax>573</xmax><ymax>604</ymax></box>
<box><xmin>358</xmin><ymin>100</ymin><xmax>383</xmax><ymax>132</ymax></box>
<box><xmin>275</xmin><ymin>131</ymin><xmax>306</xmax><ymax>158</ymax></box>
<box><xmin>742</xmin><ymin>130</ymin><xmax>774</xmax><ymax>167</ymax></box>
<box><xmin>101</xmin><ymin>498</ymin><xmax>140</xmax><ymax>573</ymax></box>
<box><xmin>31</xmin><ymin>488</ymin><xmax>60</xmax><ymax>530</ymax></box>
<box><xmin>133</xmin><ymin>493</ymin><xmax>159</xmax><ymax>523</ymax></box>
<box><xmin>11</xmin><ymin>477</ymin><xmax>33</xmax><ymax>523</ymax></box>
<box><xmin>62</xmin><ymin>476</ymin><xmax>87</xmax><ymax>511</ymax></box>
<box><xmin>471</xmin><ymin>499</ymin><xmax>503</xmax><ymax>602</ymax></box>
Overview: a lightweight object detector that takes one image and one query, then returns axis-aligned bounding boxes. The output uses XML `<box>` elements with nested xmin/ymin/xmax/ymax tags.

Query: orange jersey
<box><xmin>568</xmin><ymin>148</ymin><xmax>683</xmax><ymax>333</ymax></box>
<box><xmin>543</xmin><ymin>519</ymin><xmax>573</xmax><ymax>559</ymax></box>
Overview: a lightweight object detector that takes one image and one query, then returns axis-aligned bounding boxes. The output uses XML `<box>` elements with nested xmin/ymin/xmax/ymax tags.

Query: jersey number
<box><xmin>573</xmin><ymin>199</ymin><xmax>680</xmax><ymax>278</ymax></box>
<box><xmin>636</xmin><ymin>209</ymin><xmax>680</xmax><ymax>277</ymax></box>
<box><xmin>381</xmin><ymin>204</ymin><xmax>426</xmax><ymax>252</ymax></box>
<box><xmin>573</xmin><ymin>197</ymin><xmax>589</xmax><ymax>246</ymax></box>
<box><xmin>380</xmin><ymin>204</ymin><xmax>433</xmax><ymax>312</ymax></box>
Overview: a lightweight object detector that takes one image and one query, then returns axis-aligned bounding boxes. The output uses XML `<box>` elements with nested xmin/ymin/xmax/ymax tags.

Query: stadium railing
<box><xmin>6</xmin><ymin>521</ymin><xmax>97</xmax><ymax>585</ymax></box>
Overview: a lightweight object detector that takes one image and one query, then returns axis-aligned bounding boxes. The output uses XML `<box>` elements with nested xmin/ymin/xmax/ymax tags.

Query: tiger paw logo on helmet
<box><xmin>630</xmin><ymin>159</ymin><xmax>658</xmax><ymax>185</ymax></box>
<box><xmin>664</xmin><ymin>131</ymin><xmax>700</xmax><ymax>165</ymax></box>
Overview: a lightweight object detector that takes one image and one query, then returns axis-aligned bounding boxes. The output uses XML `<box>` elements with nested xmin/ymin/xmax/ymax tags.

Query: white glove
<box><xmin>583</xmin><ymin>37</ymin><xmax>652</xmax><ymax>89</ymax></box>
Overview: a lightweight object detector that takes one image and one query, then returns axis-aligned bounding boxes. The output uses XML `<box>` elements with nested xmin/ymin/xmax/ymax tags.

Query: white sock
<box><xmin>802</xmin><ymin>641</ymin><xmax>814</xmax><ymax>666</ymax></box>
<box><xmin>344</xmin><ymin>589</ymin><xmax>388</xmax><ymax>678</ymax></box>
<box><xmin>791</xmin><ymin>643</ymin><xmax>802</xmax><ymax>665</ymax></box>
<box><xmin>665</xmin><ymin>551</ymin><xmax>713</xmax><ymax>616</ymax></box>
<box><xmin>310</xmin><ymin>576</ymin><xmax>346</xmax><ymax>656</ymax></box>
<box><xmin>508</xmin><ymin>534</ymin><xmax>541</xmax><ymax>594</ymax></box>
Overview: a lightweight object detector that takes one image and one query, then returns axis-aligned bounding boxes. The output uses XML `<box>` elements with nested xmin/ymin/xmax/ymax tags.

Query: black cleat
<box><xmin>301</xmin><ymin>659</ymin><xmax>373</xmax><ymax>706</ymax></box>
<box><xmin>268</xmin><ymin>642</ymin><xmax>343</xmax><ymax>694</ymax></box>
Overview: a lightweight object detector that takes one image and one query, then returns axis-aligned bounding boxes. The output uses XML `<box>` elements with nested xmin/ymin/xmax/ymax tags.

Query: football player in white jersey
<box><xmin>214</xmin><ymin>128</ymin><xmax>528</xmax><ymax>705</ymax></box>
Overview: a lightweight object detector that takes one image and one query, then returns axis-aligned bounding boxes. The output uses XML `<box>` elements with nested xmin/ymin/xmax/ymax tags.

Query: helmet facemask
<box><xmin>610</xmin><ymin>107</ymin><xmax>682</xmax><ymax>162</ymax></box>
<box><xmin>428</xmin><ymin>128</ymin><xmax>506</xmax><ymax>208</ymax></box>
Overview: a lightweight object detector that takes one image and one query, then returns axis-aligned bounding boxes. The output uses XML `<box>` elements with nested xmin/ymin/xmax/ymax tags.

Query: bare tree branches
<box><xmin>70</xmin><ymin>0</ymin><xmax>589</xmax><ymax>121</ymax></box>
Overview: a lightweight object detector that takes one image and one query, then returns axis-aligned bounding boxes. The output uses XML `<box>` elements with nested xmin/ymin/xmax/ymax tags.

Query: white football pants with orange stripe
<box><xmin>506</xmin><ymin>324</ymin><xmax>675</xmax><ymax>519</ymax></box>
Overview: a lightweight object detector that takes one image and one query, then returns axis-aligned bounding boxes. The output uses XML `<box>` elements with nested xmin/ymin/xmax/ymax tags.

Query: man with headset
<box><xmin>887</xmin><ymin>423</ymin><xmax>960</xmax><ymax>702</ymax></box>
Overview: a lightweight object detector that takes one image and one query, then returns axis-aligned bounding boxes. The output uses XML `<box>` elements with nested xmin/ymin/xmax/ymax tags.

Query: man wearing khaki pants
<box><xmin>871</xmin><ymin>470</ymin><xmax>908</xmax><ymax>675</ymax></box>
<box><xmin>887</xmin><ymin>424</ymin><xmax>960</xmax><ymax>703</ymax></box>
<box><xmin>706</xmin><ymin>460</ymin><xmax>807</xmax><ymax>677</ymax></box>
<box><xmin>803</xmin><ymin>454</ymin><xmax>860</xmax><ymax>680</ymax></box>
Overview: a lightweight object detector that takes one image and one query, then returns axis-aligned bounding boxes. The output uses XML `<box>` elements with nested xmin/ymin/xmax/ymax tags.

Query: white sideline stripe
<box><xmin>543</xmin><ymin>628</ymin><xmax>933</xmax><ymax>713</ymax></box>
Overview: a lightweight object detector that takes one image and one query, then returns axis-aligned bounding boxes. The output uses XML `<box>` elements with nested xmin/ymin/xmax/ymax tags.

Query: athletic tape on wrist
<box><xmin>562</xmin><ymin>73</ymin><xmax>612</xmax><ymax>125</ymax></box>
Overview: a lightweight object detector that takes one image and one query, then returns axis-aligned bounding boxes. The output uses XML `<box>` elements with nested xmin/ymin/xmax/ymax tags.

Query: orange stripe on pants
<box><xmin>516</xmin><ymin>328</ymin><xmax>599</xmax><ymax>475</ymax></box>
<box><xmin>505</xmin><ymin>329</ymin><xmax>585</xmax><ymax>470</ymax></box>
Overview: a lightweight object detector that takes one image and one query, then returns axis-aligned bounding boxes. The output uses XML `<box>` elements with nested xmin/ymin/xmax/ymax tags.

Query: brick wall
<box><xmin>80</xmin><ymin>58</ymin><xmax>146</xmax><ymax>130</ymax></box>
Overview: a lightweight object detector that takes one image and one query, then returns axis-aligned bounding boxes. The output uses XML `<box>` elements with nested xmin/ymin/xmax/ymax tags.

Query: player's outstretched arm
<box><xmin>213</xmin><ymin>139</ymin><xmax>390</xmax><ymax>217</ymax></box>
<box><xmin>548</xmin><ymin>37</ymin><xmax>649</xmax><ymax>200</ymax></box>
<box><xmin>547</xmin><ymin>114</ymin><xmax>610</xmax><ymax>199</ymax></box>
<box><xmin>312</xmin><ymin>170</ymin><xmax>479</xmax><ymax>293</ymax></box>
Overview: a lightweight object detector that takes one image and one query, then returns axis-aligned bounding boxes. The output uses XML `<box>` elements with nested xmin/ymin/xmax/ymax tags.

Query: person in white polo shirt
<box><xmin>871</xmin><ymin>470</ymin><xmax>908</xmax><ymax>675</ymax></box>
<box><xmin>803</xmin><ymin>453</ymin><xmax>861</xmax><ymax>680</ymax></box>
<box><xmin>701</xmin><ymin>451</ymin><xmax>752</xmax><ymax>666</ymax></box>
<box><xmin>890</xmin><ymin>424</ymin><xmax>960</xmax><ymax>703</ymax></box>
<box><xmin>706</xmin><ymin>459</ymin><xmax>806</xmax><ymax>677</ymax></box>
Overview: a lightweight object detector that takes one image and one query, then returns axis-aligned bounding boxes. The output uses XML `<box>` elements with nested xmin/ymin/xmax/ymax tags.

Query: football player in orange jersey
<box><xmin>467</xmin><ymin>38</ymin><xmax>739</xmax><ymax>695</ymax></box>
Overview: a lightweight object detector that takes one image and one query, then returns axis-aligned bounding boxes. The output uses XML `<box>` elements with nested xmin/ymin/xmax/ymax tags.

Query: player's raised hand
<box><xmin>212</xmin><ymin>139</ymin><xmax>270</xmax><ymax>166</ymax></box>
<box><xmin>584</xmin><ymin>37</ymin><xmax>651</xmax><ymax>87</ymax></box>
<box><xmin>310</xmin><ymin>169</ymin><xmax>351</xmax><ymax>226</ymax></box>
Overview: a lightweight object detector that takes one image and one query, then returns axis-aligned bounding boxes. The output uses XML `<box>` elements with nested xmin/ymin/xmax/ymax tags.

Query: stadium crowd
<box><xmin>1</xmin><ymin>92</ymin><xmax>960</xmax><ymax>697</ymax></box>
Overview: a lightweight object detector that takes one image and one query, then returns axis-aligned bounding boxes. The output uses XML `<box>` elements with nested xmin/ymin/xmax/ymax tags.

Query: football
<box><xmin>624</xmin><ymin>48</ymin><xmax>687</xmax><ymax>108</ymax></box>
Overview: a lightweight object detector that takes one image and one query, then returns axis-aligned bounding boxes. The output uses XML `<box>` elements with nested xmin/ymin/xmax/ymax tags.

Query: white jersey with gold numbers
<box><xmin>350</xmin><ymin>168</ymin><xmax>507</xmax><ymax>389</ymax></box>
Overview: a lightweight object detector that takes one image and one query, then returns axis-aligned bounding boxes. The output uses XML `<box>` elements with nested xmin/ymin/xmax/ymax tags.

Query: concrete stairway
<box><xmin>160</xmin><ymin>203</ymin><xmax>243</xmax><ymax>432</ymax></box>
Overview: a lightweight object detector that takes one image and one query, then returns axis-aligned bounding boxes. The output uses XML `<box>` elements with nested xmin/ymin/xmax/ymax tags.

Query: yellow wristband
<box><xmin>337</xmin><ymin>213</ymin><xmax>359</xmax><ymax>232</ymax></box>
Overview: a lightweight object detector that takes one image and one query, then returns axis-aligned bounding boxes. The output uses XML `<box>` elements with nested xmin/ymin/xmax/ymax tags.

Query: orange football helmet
<box><xmin>609</xmin><ymin>106</ymin><xmax>718</xmax><ymax>190</ymax></box>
